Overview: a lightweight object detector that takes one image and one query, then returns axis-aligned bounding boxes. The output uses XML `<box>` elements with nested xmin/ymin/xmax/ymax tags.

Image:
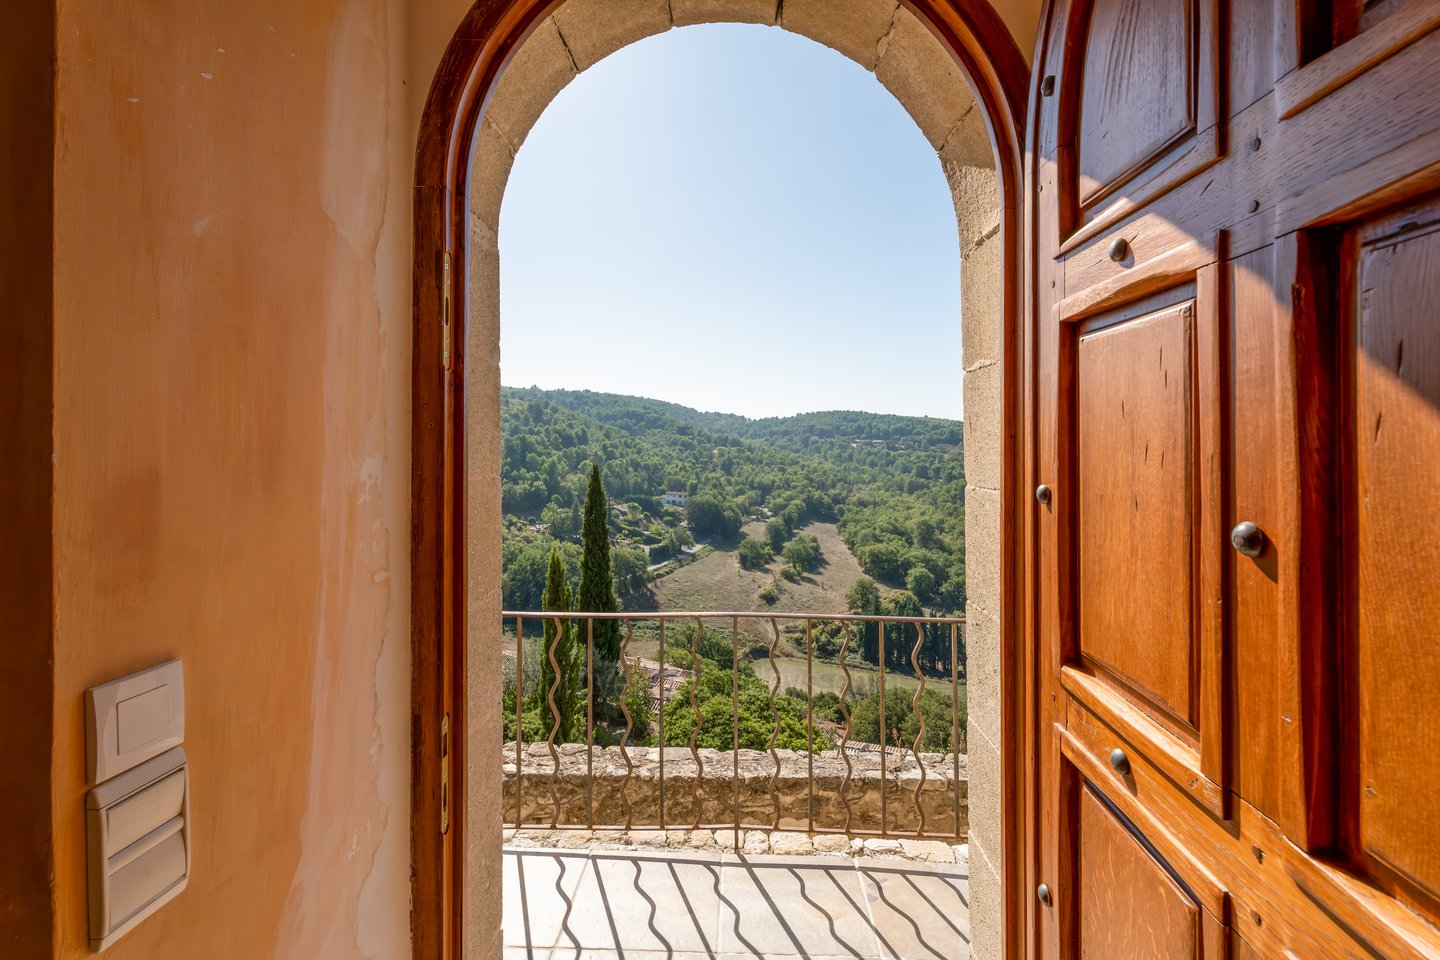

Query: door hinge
<box><xmin>441</xmin><ymin>252</ymin><xmax>453</xmax><ymax>372</ymax></box>
<box><xmin>440</xmin><ymin>712</ymin><xmax>451</xmax><ymax>835</ymax></box>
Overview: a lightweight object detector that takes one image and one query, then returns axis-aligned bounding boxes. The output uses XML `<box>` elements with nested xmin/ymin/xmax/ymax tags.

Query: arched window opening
<box><xmin>466</xmin><ymin>12</ymin><xmax>1004</xmax><ymax>956</ymax></box>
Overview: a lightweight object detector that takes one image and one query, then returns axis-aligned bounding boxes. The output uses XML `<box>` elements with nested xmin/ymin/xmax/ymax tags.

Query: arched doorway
<box><xmin>411</xmin><ymin>3</ymin><xmax>1028</xmax><ymax>957</ymax></box>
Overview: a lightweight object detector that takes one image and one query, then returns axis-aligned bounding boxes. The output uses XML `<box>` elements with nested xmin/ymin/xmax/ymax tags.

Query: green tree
<box><xmin>621</xmin><ymin>664</ymin><xmax>656</xmax><ymax>744</ymax></box>
<box><xmin>885</xmin><ymin>590</ymin><xmax>922</xmax><ymax>619</ymax></box>
<box><xmin>578</xmin><ymin>463</ymin><xmax>623</xmax><ymax>719</ymax></box>
<box><xmin>938</xmin><ymin>575</ymin><xmax>966</xmax><ymax>613</ymax></box>
<box><xmin>764</xmin><ymin>517</ymin><xmax>789</xmax><ymax>552</ymax></box>
<box><xmin>846</xmin><ymin>577</ymin><xmax>882</xmax><ymax>665</ymax></box>
<box><xmin>661</xmin><ymin>670</ymin><xmax>831</xmax><ymax>752</ymax></box>
<box><xmin>912</xmin><ymin>515</ymin><xmax>940</xmax><ymax>549</ymax></box>
<box><xmin>882</xmin><ymin>590</ymin><xmax>923</xmax><ymax>670</ymax></box>
<box><xmin>686</xmin><ymin>493</ymin><xmax>742</xmax><ymax>541</ymax></box>
<box><xmin>906</xmin><ymin>566</ymin><xmax>937</xmax><ymax>602</ymax></box>
<box><xmin>539</xmin><ymin>547</ymin><xmax>581</xmax><ymax>742</ymax></box>
<box><xmin>857</xmin><ymin>540</ymin><xmax>911</xmax><ymax>583</ymax></box>
<box><xmin>848</xmin><ymin>688</ymin><xmax>962</xmax><ymax>752</ymax></box>
<box><xmin>781</xmin><ymin>534</ymin><xmax>822</xmax><ymax>572</ymax></box>
<box><xmin>738</xmin><ymin>537</ymin><xmax>773</xmax><ymax>570</ymax></box>
<box><xmin>612</xmin><ymin>547</ymin><xmax>649</xmax><ymax>596</ymax></box>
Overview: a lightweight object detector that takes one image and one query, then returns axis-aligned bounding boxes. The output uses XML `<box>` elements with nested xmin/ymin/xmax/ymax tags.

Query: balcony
<box><xmin>500</xmin><ymin>611</ymin><xmax>969</xmax><ymax>960</ymax></box>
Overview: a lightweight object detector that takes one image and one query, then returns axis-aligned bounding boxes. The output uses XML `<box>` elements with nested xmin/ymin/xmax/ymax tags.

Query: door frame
<box><xmin>410</xmin><ymin>3</ymin><xmax>1032</xmax><ymax>957</ymax></box>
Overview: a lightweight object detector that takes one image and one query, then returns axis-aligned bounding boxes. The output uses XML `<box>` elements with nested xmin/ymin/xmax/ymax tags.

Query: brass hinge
<box><xmin>440</xmin><ymin>712</ymin><xmax>451</xmax><ymax>835</ymax></box>
<box><xmin>441</xmin><ymin>252</ymin><xmax>453</xmax><ymax>371</ymax></box>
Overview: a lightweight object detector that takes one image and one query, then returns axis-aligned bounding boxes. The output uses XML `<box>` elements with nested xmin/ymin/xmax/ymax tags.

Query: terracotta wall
<box><xmin>29</xmin><ymin>0</ymin><xmax>455</xmax><ymax>955</ymax></box>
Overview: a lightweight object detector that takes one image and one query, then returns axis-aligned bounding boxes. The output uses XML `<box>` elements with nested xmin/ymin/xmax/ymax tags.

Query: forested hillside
<box><xmin>501</xmin><ymin>387</ymin><xmax>967</xmax><ymax>616</ymax></box>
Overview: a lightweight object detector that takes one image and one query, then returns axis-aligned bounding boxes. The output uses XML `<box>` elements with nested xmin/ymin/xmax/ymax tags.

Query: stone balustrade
<box><xmin>503</xmin><ymin>742</ymin><xmax>968</xmax><ymax>837</ymax></box>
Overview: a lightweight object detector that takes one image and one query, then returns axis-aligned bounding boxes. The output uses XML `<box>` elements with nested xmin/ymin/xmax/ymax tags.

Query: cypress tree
<box><xmin>540</xmin><ymin>546</ymin><xmax>579</xmax><ymax>742</ymax></box>
<box><xmin>577</xmin><ymin>462</ymin><xmax>623</xmax><ymax>720</ymax></box>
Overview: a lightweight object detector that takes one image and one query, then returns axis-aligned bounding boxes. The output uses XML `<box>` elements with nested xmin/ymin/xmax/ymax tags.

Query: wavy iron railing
<box><xmin>502</xmin><ymin>610</ymin><xmax>966</xmax><ymax>842</ymax></box>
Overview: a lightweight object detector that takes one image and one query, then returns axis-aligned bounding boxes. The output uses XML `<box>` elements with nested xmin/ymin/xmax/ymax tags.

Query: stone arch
<box><xmin>419</xmin><ymin>1</ymin><xmax>1028</xmax><ymax>956</ymax></box>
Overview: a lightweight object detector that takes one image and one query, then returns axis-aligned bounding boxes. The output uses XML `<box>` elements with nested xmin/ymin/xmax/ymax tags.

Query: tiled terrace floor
<box><xmin>503</xmin><ymin>846</ymin><xmax>970</xmax><ymax>960</ymax></box>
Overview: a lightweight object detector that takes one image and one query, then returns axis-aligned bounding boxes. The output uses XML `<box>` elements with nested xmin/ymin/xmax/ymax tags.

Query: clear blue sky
<box><xmin>497</xmin><ymin>23</ymin><xmax>963</xmax><ymax>420</ymax></box>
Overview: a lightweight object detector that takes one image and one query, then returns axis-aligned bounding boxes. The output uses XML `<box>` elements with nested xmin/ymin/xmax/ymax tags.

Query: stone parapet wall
<box><xmin>502</xmin><ymin>742</ymin><xmax>967</xmax><ymax>837</ymax></box>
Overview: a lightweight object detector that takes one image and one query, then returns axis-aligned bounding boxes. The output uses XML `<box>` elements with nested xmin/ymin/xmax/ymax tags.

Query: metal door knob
<box><xmin>1231</xmin><ymin>521</ymin><xmax>1267</xmax><ymax>558</ymax></box>
<box><xmin>1108</xmin><ymin>237</ymin><xmax>1130</xmax><ymax>262</ymax></box>
<box><xmin>1037</xmin><ymin>883</ymin><xmax>1053</xmax><ymax>907</ymax></box>
<box><xmin>1109</xmin><ymin>748</ymin><xmax>1131</xmax><ymax>776</ymax></box>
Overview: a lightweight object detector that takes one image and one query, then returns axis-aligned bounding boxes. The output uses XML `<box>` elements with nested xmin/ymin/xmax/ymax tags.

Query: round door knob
<box><xmin>1108</xmin><ymin>237</ymin><xmax>1130</xmax><ymax>262</ymax></box>
<box><xmin>1231</xmin><ymin>521</ymin><xmax>1267</xmax><ymax>558</ymax></box>
<box><xmin>1036</xmin><ymin>484</ymin><xmax>1052</xmax><ymax>506</ymax></box>
<box><xmin>1037</xmin><ymin>883</ymin><xmax>1053</xmax><ymax>907</ymax></box>
<box><xmin>1109</xmin><ymin>748</ymin><xmax>1131</xmax><ymax>776</ymax></box>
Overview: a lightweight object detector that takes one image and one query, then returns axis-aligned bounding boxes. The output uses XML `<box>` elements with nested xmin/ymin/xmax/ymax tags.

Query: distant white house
<box><xmin>659</xmin><ymin>491</ymin><xmax>687</xmax><ymax>507</ymax></box>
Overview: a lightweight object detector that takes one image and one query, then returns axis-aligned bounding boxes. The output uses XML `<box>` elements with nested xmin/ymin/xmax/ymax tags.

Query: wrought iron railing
<box><xmin>501</xmin><ymin>611</ymin><xmax>966</xmax><ymax>845</ymax></box>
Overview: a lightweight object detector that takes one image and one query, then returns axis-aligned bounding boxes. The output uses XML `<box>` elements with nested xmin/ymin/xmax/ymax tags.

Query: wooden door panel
<box><xmin>1061</xmin><ymin>0</ymin><xmax>1222</xmax><ymax>243</ymax></box>
<box><xmin>1075</xmin><ymin>301</ymin><xmax>1196</xmax><ymax>730</ymax></box>
<box><xmin>1226</xmin><ymin>0</ymin><xmax>1282</xmax><ymax>116</ymax></box>
<box><xmin>1226</xmin><ymin>247</ymin><xmax>1286</xmax><ymax>818</ymax></box>
<box><xmin>1059</xmin><ymin>264</ymin><xmax>1228</xmax><ymax>817</ymax></box>
<box><xmin>1060</xmin><ymin>768</ymin><xmax>1231</xmax><ymax>960</ymax></box>
<box><xmin>1350</xmin><ymin>201</ymin><xmax>1440</xmax><ymax>915</ymax></box>
<box><xmin>1059</xmin><ymin>703</ymin><xmax>1435</xmax><ymax>960</ymax></box>
<box><xmin>1078</xmin><ymin>785</ymin><xmax>1200</xmax><ymax>959</ymax></box>
<box><xmin>1076</xmin><ymin>0</ymin><xmax>1194</xmax><ymax>203</ymax></box>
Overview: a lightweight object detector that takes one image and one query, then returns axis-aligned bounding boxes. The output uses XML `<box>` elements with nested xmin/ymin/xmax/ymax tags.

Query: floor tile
<box><xmin>716</xmin><ymin>855</ymin><xmax>880</xmax><ymax>958</ymax></box>
<box><xmin>856</xmin><ymin>863</ymin><xmax>969</xmax><ymax>960</ymax></box>
<box><xmin>502</xmin><ymin>845</ymin><xmax>965</xmax><ymax>960</ymax></box>
<box><xmin>560</xmin><ymin>851</ymin><xmax>726</xmax><ymax>954</ymax></box>
<box><xmin>549</xmin><ymin>951</ymin><xmax>718</xmax><ymax>960</ymax></box>
<box><xmin>504</xmin><ymin>849</ymin><xmax>593</xmax><ymax>952</ymax></box>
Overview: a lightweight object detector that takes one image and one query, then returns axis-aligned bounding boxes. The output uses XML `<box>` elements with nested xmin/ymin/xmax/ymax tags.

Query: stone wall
<box><xmin>503</xmin><ymin>743</ymin><xmax>967</xmax><ymax>837</ymax></box>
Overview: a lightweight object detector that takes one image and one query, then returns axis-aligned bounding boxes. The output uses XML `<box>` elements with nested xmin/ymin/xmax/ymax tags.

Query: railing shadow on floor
<box><xmin>502</xmin><ymin>847</ymin><xmax>971</xmax><ymax>960</ymax></box>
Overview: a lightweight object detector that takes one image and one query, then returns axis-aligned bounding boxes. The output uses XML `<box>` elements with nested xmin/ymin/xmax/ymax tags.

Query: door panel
<box><xmin>1027</xmin><ymin>0</ymin><xmax>1440</xmax><ymax>957</ymax></box>
<box><xmin>1076</xmin><ymin>0</ymin><xmax>1194</xmax><ymax>203</ymax></box>
<box><xmin>1062</xmin><ymin>0</ymin><xmax>1222</xmax><ymax>241</ymax></box>
<box><xmin>1226</xmin><ymin>246</ymin><xmax>1286</xmax><ymax>818</ymax></box>
<box><xmin>1351</xmin><ymin>200</ymin><xmax>1440</xmax><ymax>917</ymax></box>
<box><xmin>1076</xmin><ymin>301</ymin><xmax>1196</xmax><ymax>730</ymax></box>
<box><xmin>1076</xmin><ymin>783</ymin><xmax>1200</xmax><ymax>959</ymax></box>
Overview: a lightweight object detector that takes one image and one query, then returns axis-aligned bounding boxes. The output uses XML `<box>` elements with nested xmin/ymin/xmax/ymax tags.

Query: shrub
<box><xmin>660</xmin><ymin>670</ymin><xmax>833</xmax><ymax>752</ymax></box>
<box><xmin>781</xmin><ymin>534</ymin><xmax>822</xmax><ymax>572</ymax></box>
<box><xmin>738</xmin><ymin>536</ymin><xmax>773</xmax><ymax>570</ymax></box>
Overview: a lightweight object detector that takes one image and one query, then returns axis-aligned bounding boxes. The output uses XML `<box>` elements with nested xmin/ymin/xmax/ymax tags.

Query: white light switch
<box><xmin>86</xmin><ymin>660</ymin><xmax>184</xmax><ymax>785</ymax></box>
<box><xmin>87</xmin><ymin>747</ymin><xmax>190</xmax><ymax>951</ymax></box>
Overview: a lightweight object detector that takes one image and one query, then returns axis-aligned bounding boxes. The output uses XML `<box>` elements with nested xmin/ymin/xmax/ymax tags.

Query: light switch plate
<box><xmin>86</xmin><ymin>660</ymin><xmax>184</xmax><ymax>785</ymax></box>
<box><xmin>87</xmin><ymin>746</ymin><xmax>190</xmax><ymax>951</ymax></box>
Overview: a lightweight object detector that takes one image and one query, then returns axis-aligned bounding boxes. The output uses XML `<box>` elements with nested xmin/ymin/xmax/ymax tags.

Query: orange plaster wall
<box><xmin>41</xmin><ymin>0</ymin><xmax>464</xmax><ymax>954</ymax></box>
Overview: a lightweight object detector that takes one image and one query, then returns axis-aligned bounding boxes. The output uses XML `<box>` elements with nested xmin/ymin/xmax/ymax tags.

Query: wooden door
<box><xmin>1026</xmin><ymin>1</ymin><xmax>1440</xmax><ymax>958</ymax></box>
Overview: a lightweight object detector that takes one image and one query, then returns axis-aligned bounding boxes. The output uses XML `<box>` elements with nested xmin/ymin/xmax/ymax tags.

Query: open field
<box><xmin>638</xmin><ymin>521</ymin><xmax>866</xmax><ymax>631</ymax></box>
<box><xmin>765</xmin><ymin>654</ymin><xmax>965</xmax><ymax>703</ymax></box>
<box><xmin>629</xmin><ymin>520</ymin><xmax>961</xmax><ymax>699</ymax></box>
<box><xmin>501</xmin><ymin>629</ymin><xmax>962</xmax><ymax>708</ymax></box>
